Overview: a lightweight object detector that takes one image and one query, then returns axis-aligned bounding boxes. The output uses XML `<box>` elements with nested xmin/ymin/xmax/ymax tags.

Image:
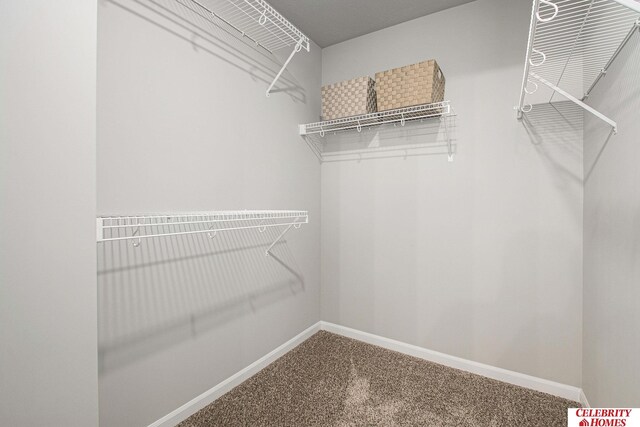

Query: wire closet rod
<box><xmin>584</xmin><ymin>18</ymin><xmax>640</xmax><ymax>98</ymax></box>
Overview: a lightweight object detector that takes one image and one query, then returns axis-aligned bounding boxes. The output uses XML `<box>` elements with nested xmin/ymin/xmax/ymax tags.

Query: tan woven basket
<box><xmin>321</xmin><ymin>76</ymin><xmax>377</xmax><ymax>121</ymax></box>
<box><xmin>375</xmin><ymin>60</ymin><xmax>445</xmax><ymax>111</ymax></box>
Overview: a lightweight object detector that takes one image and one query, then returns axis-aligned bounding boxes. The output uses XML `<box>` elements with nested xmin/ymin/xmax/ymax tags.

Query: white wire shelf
<box><xmin>175</xmin><ymin>0</ymin><xmax>310</xmax><ymax>96</ymax></box>
<box><xmin>299</xmin><ymin>101</ymin><xmax>455</xmax><ymax>161</ymax></box>
<box><xmin>299</xmin><ymin>101</ymin><xmax>452</xmax><ymax>136</ymax></box>
<box><xmin>516</xmin><ymin>0</ymin><xmax>640</xmax><ymax>131</ymax></box>
<box><xmin>97</xmin><ymin>210</ymin><xmax>308</xmax><ymax>255</ymax></box>
<box><xmin>203</xmin><ymin>0</ymin><xmax>309</xmax><ymax>53</ymax></box>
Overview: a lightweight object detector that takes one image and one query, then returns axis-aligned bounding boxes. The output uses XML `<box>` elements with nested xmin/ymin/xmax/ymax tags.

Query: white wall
<box><xmin>583</xmin><ymin>33</ymin><xmax>640</xmax><ymax>406</ymax></box>
<box><xmin>320</xmin><ymin>0</ymin><xmax>583</xmax><ymax>387</ymax></box>
<box><xmin>0</xmin><ymin>2</ymin><xmax>99</xmax><ymax>426</ymax></box>
<box><xmin>97</xmin><ymin>0</ymin><xmax>321</xmax><ymax>425</ymax></box>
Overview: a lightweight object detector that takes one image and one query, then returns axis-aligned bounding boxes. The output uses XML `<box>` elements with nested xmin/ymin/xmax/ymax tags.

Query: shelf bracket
<box><xmin>529</xmin><ymin>72</ymin><xmax>617</xmax><ymax>133</ymax></box>
<box><xmin>440</xmin><ymin>115</ymin><xmax>454</xmax><ymax>162</ymax></box>
<box><xmin>265</xmin><ymin>217</ymin><xmax>302</xmax><ymax>256</ymax></box>
<box><xmin>265</xmin><ymin>38</ymin><xmax>304</xmax><ymax>97</ymax></box>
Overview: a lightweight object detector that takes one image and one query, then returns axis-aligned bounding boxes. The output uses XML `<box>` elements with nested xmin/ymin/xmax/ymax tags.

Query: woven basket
<box><xmin>375</xmin><ymin>60</ymin><xmax>445</xmax><ymax>111</ymax></box>
<box><xmin>321</xmin><ymin>76</ymin><xmax>377</xmax><ymax>121</ymax></box>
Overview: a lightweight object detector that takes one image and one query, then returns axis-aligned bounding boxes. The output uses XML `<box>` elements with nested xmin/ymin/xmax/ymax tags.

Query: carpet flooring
<box><xmin>178</xmin><ymin>331</ymin><xmax>578</xmax><ymax>426</ymax></box>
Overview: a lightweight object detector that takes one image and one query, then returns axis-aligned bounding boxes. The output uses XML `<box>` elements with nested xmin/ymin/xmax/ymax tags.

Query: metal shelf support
<box><xmin>530</xmin><ymin>72</ymin><xmax>617</xmax><ymax>133</ymax></box>
<box><xmin>441</xmin><ymin>115</ymin><xmax>454</xmax><ymax>162</ymax></box>
<box><xmin>265</xmin><ymin>217</ymin><xmax>302</xmax><ymax>256</ymax></box>
<box><xmin>266</xmin><ymin>37</ymin><xmax>305</xmax><ymax>97</ymax></box>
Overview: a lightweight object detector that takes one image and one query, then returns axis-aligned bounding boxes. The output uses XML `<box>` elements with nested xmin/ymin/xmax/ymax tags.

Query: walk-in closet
<box><xmin>2</xmin><ymin>0</ymin><xmax>639</xmax><ymax>425</ymax></box>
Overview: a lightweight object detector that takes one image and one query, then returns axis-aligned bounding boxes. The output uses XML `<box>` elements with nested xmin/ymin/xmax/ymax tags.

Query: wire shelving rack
<box><xmin>176</xmin><ymin>0</ymin><xmax>310</xmax><ymax>96</ymax></box>
<box><xmin>516</xmin><ymin>0</ymin><xmax>640</xmax><ymax>132</ymax></box>
<box><xmin>299</xmin><ymin>101</ymin><xmax>456</xmax><ymax>161</ymax></box>
<box><xmin>96</xmin><ymin>210</ymin><xmax>308</xmax><ymax>256</ymax></box>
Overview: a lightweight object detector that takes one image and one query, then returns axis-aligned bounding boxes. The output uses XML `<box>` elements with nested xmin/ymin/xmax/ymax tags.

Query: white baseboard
<box><xmin>147</xmin><ymin>322</ymin><xmax>321</xmax><ymax>427</ymax></box>
<box><xmin>319</xmin><ymin>321</ymin><xmax>583</xmax><ymax>403</ymax></box>
<box><xmin>149</xmin><ymin>320</ymin><xmax>586</xmax><ymax>426</ymax></box>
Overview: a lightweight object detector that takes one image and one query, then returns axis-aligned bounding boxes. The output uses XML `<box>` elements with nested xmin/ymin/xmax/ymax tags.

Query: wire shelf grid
<box><xmin>97</xmin><ymin>210</ymin><xmax>308</xmax><ymax>243</ymax></box>
<box><xmin>184</xmin><ymin>0</ymin><xmax>309</xmax><ymax>53</ymax></box>
<box><xmin>299</xmin><ymin>101</ymin><xmax>452</xmax><ymax>136</ymax></box>
<box><xmin>517</xmin><ymin>0</ymin><xmax>640</xmax><ymax>125</ymax></box>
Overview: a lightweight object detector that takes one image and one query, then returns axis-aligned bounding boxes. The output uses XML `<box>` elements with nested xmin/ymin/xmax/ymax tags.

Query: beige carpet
<box><xmin>179</xmin><ymin>331</ymin><xmax>578</xmax><ymax>426</ymax></box>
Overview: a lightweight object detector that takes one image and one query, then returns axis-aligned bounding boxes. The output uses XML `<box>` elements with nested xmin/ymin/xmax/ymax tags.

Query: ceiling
<box><xmin>268</xmin><ymin>0</ymin><xmax>478</xmax><ymax>48</ymax></box>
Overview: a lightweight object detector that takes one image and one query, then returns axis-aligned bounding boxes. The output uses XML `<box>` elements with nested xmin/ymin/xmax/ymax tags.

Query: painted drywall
<box><xmin>0</xmin><ymin>2</ymin><xmax>99</xmax><ymax>426</ymax></box>
<box><xmin>583</xmin><ymin>33</ymin><xmax>640</xmax><ymax>406</ymax></box>
<box><xmin>97</xmin><ymin>0</ymin><xmax>321</xmax><ymax>425</ymax></box>
<box><xmin>320</xmin><ymin>0</ymin><xmax>583</xmax><ymax>387</ymax></box>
